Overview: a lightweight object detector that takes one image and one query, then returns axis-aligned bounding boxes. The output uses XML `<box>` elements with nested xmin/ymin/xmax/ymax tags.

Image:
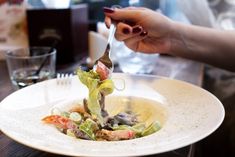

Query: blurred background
<box><xmin>0</xmin><ymin>1</ymin><xmax>235</xmax><ymax>156</ymax></box>
<box><xmin>1</xmin><ymin>0</ymin><xmax>235</xmax><ymax>63</ymax></box>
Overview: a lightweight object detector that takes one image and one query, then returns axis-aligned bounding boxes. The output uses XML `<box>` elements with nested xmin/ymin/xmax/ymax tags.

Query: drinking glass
<box><xmin>217</xmin><ymin>12</ymin><xmax>235</xmax><ymax>30</ymax></box>
<box><xmin>113</xmin><ymin>40</ymin><xmax>159</xmax><ymax>74</ymax></box>
<box><xmin>110</xmin><ymin>0</ymin><xmax>159</xmax><ymax>74</ymax></box>
<box><xmin>5</xmin><ymin>47</ymin><xmax>56</xmax><ymax>90</ymax></box>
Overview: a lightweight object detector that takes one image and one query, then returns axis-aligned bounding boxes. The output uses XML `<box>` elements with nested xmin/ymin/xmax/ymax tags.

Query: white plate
<box><xmin>0</xmin><ymin>73</ymin><xmax>224</xmax><ymax>156</ymax></box>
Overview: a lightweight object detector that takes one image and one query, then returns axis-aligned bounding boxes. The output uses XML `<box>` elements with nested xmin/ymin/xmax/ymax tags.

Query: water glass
<box><xmin>113</xmin><ymin>40</ymin><xmax>159</xmax><ymax>74</ymax></box>
<box><xmin>217</xmin><ymin>12</ymin><xmax>235</xmax><ymax>30</ymax></box>
<box><xmin>5</xmin><ymin>47</ymin><xmax>56</xmax><ymax>90</ymax></box>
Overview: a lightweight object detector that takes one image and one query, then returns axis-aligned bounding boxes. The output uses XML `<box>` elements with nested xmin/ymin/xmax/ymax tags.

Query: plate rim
<box><xmin>0</xmin><ymin>73</ymin><xmax>225</xmax><ymax>156</ymax></box>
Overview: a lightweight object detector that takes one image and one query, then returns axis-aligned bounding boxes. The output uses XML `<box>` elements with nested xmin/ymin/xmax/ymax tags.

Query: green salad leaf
<box><xmin>99</xmin><ymin>79</ymin><xmax>114</xmax><ymax>96</ymax></box>
<box><xmin>77</xmin><ymin>68</ymin><xmax>114</xmax><ymax>126</ymax></box>
<box><xmin>77</xmin><ymin>68</ymin><xmax>100</xmax><ymax>91</ymax></box>
<box><xmin>141</xmin><ymin>121</ymin><xmax>161</xmax><ymax>136</ymax></box>
<box><xmin>79</xmin><ymin>118</ymin><xmax>98</xmax><ymax>140</ymax></box>
<box><xmin>112</xmin><ymin>123</ymin><xmax>146</xmax><ymax>137</ymax></box>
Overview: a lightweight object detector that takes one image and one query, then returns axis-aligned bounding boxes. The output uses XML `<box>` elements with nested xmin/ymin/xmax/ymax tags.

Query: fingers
<box><xmin>103</xmin><ymin>6</ymin><xmax>148</xmax><ymax>47</ymax></box>
<box><xmin>115</xmin><ymin>23</ymin><xmax>143</xmax><ymax>41</ymax></box>
<box><xmin>105</xmin><ymin>15</ymin><xmax>147</xmax><ymax>42</ymax></box>
<box><xmin>103</xmin><ymin>7</ymin><xmax>142</xmax><ymax>22</ymax></box>
<box><xmin>124</xmin><ymin>31</ymin><xmax>148</xmax><ymax>52</ymax></box>
<box><xmin>115</xmin><ymin>22</ymin><xmax>132</xmax><ymax>40</ymax></box>
<box><xmin>104</xmin><ymin>7</ymin><xmax>137</xmax><ymax>29</ymax></box>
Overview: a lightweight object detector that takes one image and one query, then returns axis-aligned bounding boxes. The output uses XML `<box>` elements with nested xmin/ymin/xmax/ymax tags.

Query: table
<box><xmin>0</xmin><ymin>55</ymin><xmax>204</xmax><ymax>157</ymax></box>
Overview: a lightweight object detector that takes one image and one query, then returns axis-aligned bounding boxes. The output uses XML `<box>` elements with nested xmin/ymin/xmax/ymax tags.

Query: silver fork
<box><xmin>56</xmin><ymin>73</ymin><xmax>73</xmax><ymax>85</ymax></box>
<box><xmin>93</xmin><ymin>23</ymin><xmax>116</xmax><ymax>73</ymax></box>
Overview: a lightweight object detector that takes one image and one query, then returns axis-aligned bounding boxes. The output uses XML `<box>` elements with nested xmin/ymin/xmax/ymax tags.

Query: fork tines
<box><xmin>56</xmin><ymin>73</ymin><xmax>73</xmax><ymax>85</ymax></box>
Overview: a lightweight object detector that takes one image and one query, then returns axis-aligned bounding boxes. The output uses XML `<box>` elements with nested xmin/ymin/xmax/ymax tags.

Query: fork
<box><xmin>56</xmin><ymin>73</ymin><xmax>73</xmax><ymax>85</ymax></box>
<box><xmin>93</xmin><ymin>23</ymin><xmax>116</xmax><ymax>73</ymax></box>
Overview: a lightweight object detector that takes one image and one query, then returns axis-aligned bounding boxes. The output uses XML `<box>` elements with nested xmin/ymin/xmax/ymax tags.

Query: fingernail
<box><xmin>140</xmin><ymin>31</ymin><xmax>148</xmax><ymax>37</ymax></box>
<box><xmin>103</xmin><ymin>7</ymin><xmax>115</xmax><ymax>13</ymax></box>
<box><xmin>122</xmin><ymin>28</ymin><xmax>130</xmax><ymax>34</ymax></box>
<box><xmin>132</xmin><ymin>26</ymin><xmax>142</xmax><ymax>34</ymax></box>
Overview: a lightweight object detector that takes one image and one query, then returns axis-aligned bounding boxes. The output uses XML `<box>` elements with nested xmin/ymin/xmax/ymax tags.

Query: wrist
<box><xmin>168</xmin><ymin>21</ymin><xmax>187</xmax><ymax>56</ymax></box>
<box><xmin>168</xmin><ymin>21</ymin><xmax>179</xmax><ymax>55</ymax></box>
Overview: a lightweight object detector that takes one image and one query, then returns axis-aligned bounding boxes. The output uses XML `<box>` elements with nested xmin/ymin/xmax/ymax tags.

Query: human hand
<box><xmin>104</xmin><ymin>7</ymin><xmax>174</xmax><ymax>54</ymax></box>
<box><xmin>0</xmin><ymin>0</ymin><xmax>6</xmax><ymax>5</ymax></box>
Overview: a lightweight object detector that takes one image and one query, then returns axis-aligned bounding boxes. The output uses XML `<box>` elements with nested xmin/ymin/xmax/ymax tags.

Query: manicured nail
<box><xmin>140</xmin><ymin>31</ymin><xmax>148</xmax><ymax>37</ymax></box>
<box><xmin>122</xmin><ymin>28</ymin><xmax>130</xmax><ymax>34</ymax></box>
<box><xmin>103</xmin><ymin>7</ymin><xmax>115</xmax><ymax>13</ymax></box>
<box><xmin>132</xmin><ymin>26</ymin><xmax>142</xmax><ymax>34</ymax></box>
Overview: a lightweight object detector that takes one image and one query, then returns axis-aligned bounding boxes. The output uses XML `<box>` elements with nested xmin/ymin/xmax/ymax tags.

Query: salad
<box><xmin>42</xmin><ymin>61</ymin><xmax>161</xmax><ymax>141</ymax></box>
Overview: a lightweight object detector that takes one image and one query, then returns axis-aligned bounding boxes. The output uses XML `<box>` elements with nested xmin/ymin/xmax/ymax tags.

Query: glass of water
<box><xmin>113</xmin><ymin>40</ymin><xmax>159</xmax><ymax>74</ymax></box>
<box><xmin>5</xmin><ymin>47</ymin><xmax>56</xmax><ymax>90</ymax></box>
<box><xmin>111</xmin><ymin>1</ymin><xmax>159</xmax><ymax>74</ymax></box>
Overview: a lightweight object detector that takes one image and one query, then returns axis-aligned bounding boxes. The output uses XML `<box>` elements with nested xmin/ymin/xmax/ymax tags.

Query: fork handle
<box><xmin>107</xmin><ymin>23</ymin><xmax>116</xmax><ymax>45</ymax></box>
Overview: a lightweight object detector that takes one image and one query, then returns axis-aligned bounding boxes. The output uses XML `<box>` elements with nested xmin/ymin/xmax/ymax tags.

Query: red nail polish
<box><xmin>140</xmin><ymin>31</ymin><xmax>148</xmax><ymax>36</ymax></box>
<box><xmin>132</xmin><ymin>26</ymin><xmax>142</xmax><ymax>33</ymax></box>
<box><xmin>103</xmin><ymin>7</ymin><xmax>115</xmax><ymax>13</ymax></box>
<box><xmin>122</xmin><ymin>28</ymin><xmax>130</xmax><ymax>34</ymax></box>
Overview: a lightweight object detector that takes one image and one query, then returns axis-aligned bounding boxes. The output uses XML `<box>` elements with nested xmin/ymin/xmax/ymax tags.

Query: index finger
<box><xmin>103</xmin><ymin>7</ymin><xmax>144</xmax><ymax>22</ymax></box>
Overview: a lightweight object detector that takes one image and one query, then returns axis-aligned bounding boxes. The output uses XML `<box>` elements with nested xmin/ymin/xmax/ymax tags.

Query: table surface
<box><xmin>0</xmin><ymin>55</ymin><xmax>204</xmax><ymax>157</ymax></box>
